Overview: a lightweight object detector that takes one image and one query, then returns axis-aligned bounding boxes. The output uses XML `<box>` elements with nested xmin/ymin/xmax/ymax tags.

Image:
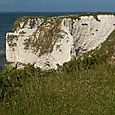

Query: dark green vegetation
<box><xmin>13</xmin><ymin>12</ymin><xmax>115</xmax><ymax>29</ymax></box>
<box><xmin>0</xmin><ymin>49</ymin><xmax>6</xmax><ymax>71</ymax></box>
<box><xmin>13</xmin><ymin>16</ymin><xmax>30</xmax><ymax>32</ymax></box>
<box><xmin>23</xmin><ymin>17</ymin><xmax>62</xmax><ymax>56</ymax></box>
<box><xmin>1</xmin><ymin>31</ymin><xmax>115</xmax><ymax>114</ymax></box>
<box><xmin>13</xmin><ymin>12</ymin><xmax>115</xmax><ymax>32</ymax></box>
<box><xmin>12</xmin><ymin>16</ymin><xmax>64</xmax><ymax>56</ymax></box>
<box><xmin>12</xmin><ymin>13</ymin><xmax>115</xmax><ymax>56</ymax></box>
<box><xmin>7</xmin><ymin>35</ymin><xmax>18</xmax><ymax>51</ymax></box>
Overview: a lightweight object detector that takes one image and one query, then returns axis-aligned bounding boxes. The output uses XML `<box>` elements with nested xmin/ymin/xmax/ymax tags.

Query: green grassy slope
<box><xmin>0</xmin><ymin>30</ymin><xmax>115</xmax><ymax>114</ymax></box>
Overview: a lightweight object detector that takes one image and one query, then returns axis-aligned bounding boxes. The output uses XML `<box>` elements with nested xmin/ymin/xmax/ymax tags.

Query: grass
<box><xmin>0</xmin><ymin>63</ymin><xmax>115</xmax><ymax>114</ymax></box>
<box><xmin>0</xmin><ymin>30</ymin><xmax>115</xmax><ymax>114</ymax></box>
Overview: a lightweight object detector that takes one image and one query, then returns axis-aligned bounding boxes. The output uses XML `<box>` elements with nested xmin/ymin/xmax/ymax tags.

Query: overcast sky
<box><xmin>0</xmin><ymin>0</ymin><xmax>115</xmax><ymax>12</ymax></box>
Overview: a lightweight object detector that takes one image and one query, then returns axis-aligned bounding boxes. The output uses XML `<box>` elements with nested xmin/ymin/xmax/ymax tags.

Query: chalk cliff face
<box><xmin>6</xmin><ymin>14</ymin><xmax>115</xmax><ymax>69</ymax></box>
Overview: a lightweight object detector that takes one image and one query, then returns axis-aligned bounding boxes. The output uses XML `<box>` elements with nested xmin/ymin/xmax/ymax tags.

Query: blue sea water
<box><xmin>0</xmin><ymin>12</ymin><xmax>80</xmax><ymax>70</ymax></box>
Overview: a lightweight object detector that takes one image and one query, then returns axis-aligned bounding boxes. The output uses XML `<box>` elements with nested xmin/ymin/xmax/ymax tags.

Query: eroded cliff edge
<box><xmin>6</xmin><ymin>14</ymin><xmax>115</xmax><ymax>69</ymax></box>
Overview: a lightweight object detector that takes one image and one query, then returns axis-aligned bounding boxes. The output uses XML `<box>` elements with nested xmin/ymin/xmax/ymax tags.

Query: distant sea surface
<box><xmin>0</xmin><ymin>12</ymin><xmax>81</xmax><ymax>70</ymax></box>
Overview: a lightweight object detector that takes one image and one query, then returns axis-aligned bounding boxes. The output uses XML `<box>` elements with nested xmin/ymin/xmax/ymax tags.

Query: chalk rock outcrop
<box><xmin>6</xmin><ymin>14</ymin><xmax>115</xmax><ymax>69</ymax></box>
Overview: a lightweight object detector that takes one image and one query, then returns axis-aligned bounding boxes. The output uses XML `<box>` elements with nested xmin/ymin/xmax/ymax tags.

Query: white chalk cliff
<box><xmin>6</xmin><ymin>14</ymin><xmax>115</xmax><ymax>69</ymax></box>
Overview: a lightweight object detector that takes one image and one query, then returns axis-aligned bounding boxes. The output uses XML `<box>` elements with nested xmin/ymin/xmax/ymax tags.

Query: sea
<box><xmin>0</xmin><ymin>12</ymin><xmax>81</xmax><ymax>71</ymax></box>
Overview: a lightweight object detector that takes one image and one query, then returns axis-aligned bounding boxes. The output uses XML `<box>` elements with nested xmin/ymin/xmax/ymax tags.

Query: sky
<box><xmin>0</xmin><ymin>0</ymin><xmax>115</xmax><ymax>12</ymax></box>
